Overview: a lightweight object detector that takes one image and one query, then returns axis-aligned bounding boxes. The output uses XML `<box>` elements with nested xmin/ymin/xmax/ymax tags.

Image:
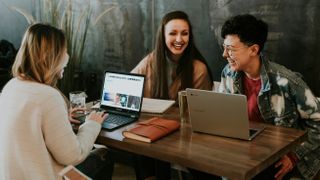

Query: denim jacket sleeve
<box><xmin>220</xmin><ymin>62</ymin><xmax>320</xmax><ymax>179</ymax></box>
<box><xmin>287</xmin><ymin>75</ymin><xmax>320</xmax><ymax>179</ymax></box>
<box><xmin>269</xmin><ymin>61</ymin><xmax>320</xmax><ymax>179</ymax></box>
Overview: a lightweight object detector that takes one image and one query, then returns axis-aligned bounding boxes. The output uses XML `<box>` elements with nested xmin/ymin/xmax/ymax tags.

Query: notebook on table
<box><xmin>78</xmin><ymin>71</ymin><xmax>145</xmax><ymax>131</ymax></box>
<box><xmin>186</xmin><ymin>88</ymin><xmax>264</xmax><ymax>141</ymax></box>
<box><xmin>141</xmin><ymin>98</ymin><xmax>175</xmax><ymax>114</ymax></box>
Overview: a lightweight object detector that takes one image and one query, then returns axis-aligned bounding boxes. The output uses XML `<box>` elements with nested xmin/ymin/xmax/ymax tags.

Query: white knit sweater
<box><xmin>0</xmin><ymin>78</ymin><xmax>101</xmax><ymax>180</ymax></box>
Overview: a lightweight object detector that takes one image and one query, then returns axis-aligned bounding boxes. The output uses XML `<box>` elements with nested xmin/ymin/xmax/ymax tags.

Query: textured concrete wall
<box><xmin>0</xmin><ymin>0</ymin><xmax>30</xmax><ymax>48</ymax></box>
<box><xmin>1</xmin><ymin>0</ymin><xmax>320</xmax><ymax>100</ymax></box>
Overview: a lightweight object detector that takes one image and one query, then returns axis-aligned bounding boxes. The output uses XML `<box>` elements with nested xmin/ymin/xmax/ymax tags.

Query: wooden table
<box><xmin>96</xmin><ymin>107</ymin><xmax>307</xmax><ymax>180</ymax></box>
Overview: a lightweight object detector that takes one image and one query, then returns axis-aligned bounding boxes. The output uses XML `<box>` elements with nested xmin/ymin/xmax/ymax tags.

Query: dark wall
<box><xmin>1</xmin><ymin>0</ymin><xmax>320</xmax><ymax>99</ymax></box>
<box><xmin>207</xmin><ymin>0</ymin><xmax>320</xmax><ymax>96</ymax></box>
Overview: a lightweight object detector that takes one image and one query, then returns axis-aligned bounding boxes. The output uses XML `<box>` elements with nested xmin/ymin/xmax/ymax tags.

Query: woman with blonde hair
<box><xmin>0</xmin><ymin>23</ymin><xmax>113</xmax><ymax>180</ymax></box>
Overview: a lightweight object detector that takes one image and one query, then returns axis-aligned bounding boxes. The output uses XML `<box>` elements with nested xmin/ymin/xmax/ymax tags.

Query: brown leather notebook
<box><xmin>122</xmin><ymin>117</ymin><xmax>180</xmax><ymax>143</ymax></box>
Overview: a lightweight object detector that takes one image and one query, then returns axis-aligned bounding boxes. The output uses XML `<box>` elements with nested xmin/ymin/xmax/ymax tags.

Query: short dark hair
<box><xmin>221</xmin><ymin>14</ymin><xmax>268</xmax><ymax>53</ymax></box>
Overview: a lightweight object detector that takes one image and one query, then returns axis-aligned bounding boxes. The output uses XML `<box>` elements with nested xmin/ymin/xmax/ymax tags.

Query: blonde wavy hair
<box><xmin>12</xmin><ymin>23</ymin><xmax>66</xmax><ymax>87</ymax></box>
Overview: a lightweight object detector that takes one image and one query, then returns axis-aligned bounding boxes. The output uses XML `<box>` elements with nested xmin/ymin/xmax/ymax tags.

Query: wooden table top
<box><xmin>96</xmin><ymin>107</ymin><xmax>307</xmax><ymax>180</ymax></box>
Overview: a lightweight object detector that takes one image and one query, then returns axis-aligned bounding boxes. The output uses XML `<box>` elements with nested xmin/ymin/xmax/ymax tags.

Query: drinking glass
<box><xmin>178</xmin><ymin>90</ymin><xmax>188</xmax><ymax>122</ymax></box>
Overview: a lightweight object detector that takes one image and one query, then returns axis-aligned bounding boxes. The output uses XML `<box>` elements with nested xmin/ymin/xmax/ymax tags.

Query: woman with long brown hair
<box><xmin>132</xmin><ymin>11</ymin><xmax>214</xmax><ymax>180</ymax></box>
<box><xmin>132</xmin><ymin>10</ymin><xmax>213</xmax><ymax>100</ymax></box>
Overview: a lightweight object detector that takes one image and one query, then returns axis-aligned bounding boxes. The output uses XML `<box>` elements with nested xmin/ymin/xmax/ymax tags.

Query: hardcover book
<box><xmin>122</xmin><ymin>117</ymin><xmax>180</xmax><ymax>143</ymax></box>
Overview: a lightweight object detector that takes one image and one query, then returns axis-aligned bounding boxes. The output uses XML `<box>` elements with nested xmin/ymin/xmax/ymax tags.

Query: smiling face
<box><xmin>164</xmin><ymin>19</ymin><xmax>190</xmax><ymax>61</ymax></box>
<box><xmin>223</xmin><ymin>34</ymin><xmax>256</xmax><ymax>72</ymax></box>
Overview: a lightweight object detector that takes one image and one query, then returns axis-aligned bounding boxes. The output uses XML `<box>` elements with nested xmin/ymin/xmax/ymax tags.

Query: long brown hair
<box><xmin>12</xmin><ymin>23</ymin><xmax>66</xmax><ymax>87</ymax></box>
<box><xmin>152</xmin><ymin>11</ymin><xmax>212</xmax><ymax>99</ymax></box>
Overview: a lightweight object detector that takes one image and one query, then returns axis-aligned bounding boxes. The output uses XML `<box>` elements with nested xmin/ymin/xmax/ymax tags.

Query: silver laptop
<box><xmin>186</xmin><ymin>88</ymin><xmax>264</xmax><ymax>140</ymax></box>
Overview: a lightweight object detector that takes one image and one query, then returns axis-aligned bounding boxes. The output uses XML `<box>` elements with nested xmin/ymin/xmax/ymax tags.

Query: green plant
<box><xmin>11</xmin><ymin>0</ymin><xmax>116</xmax><ymax>94</ymax></box>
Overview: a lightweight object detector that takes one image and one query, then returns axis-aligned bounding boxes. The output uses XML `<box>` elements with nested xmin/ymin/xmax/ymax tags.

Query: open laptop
<box><xmin>186</xmin><ymin>88</ymin><xmax>264</xmax><ymax>140</ymax></box>
<box><xmin>77</xmin><ymin>71</ymin><xmax>145</xmax><ymax>131</ymax></box>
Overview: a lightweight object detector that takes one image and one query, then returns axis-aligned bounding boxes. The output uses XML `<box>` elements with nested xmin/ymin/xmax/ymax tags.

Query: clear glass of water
<box><xmin>69</xmin><ymin>91</ymin><xmax>87</xmax><ymax>108</ymax></box>
<box><xmin>178</xmin><ymin>90</ymin><xmax>188</xmax><ymax>122</ymax></box>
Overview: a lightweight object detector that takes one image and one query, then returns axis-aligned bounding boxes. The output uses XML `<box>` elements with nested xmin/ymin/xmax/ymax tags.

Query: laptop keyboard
<box><xmin>75</xmin><ymin>110</ymin><xmax>135</xmax><ymax>130</ymax></box>
<box><xmin>102</xmin><ymin>114</ymin><xmax>133</xmax><ymax>127</ymax></box>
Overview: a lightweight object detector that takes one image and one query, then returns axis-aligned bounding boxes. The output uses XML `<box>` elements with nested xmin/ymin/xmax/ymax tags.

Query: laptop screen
<box><xmin>100</xmin><ymin>71</ymin><xmax>145</xmax><ymax>112</ymax></box>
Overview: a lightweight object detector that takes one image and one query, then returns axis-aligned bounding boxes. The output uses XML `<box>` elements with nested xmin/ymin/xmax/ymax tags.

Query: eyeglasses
<box><xmin>222</xmin><ymin>43</ymin><xmax>250</xmax><ymax>57</ymax></box>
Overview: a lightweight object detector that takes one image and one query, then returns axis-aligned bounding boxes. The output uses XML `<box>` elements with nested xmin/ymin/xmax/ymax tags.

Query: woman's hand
<box><xmin>86</xmin><ymin>110</ymin><xmax>108</xmax><ymax>124</ymax></box>
<box><xmin>69</xmin><ymin>107</ymin><xmax>87</xmax><ymax>124</ymax></box>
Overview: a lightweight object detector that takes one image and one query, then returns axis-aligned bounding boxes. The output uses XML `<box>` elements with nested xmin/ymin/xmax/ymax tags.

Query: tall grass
<box><xmin>11</xmin><ymin>0</ymin><xmax>116</xmax><ymax>94</ymax></box>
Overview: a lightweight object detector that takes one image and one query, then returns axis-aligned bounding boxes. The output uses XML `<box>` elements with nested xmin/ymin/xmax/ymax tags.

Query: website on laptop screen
<box><xmin>100</xmin><ymin>72</ymin><xmax>144</xmax><ymax>112</ymax></box>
